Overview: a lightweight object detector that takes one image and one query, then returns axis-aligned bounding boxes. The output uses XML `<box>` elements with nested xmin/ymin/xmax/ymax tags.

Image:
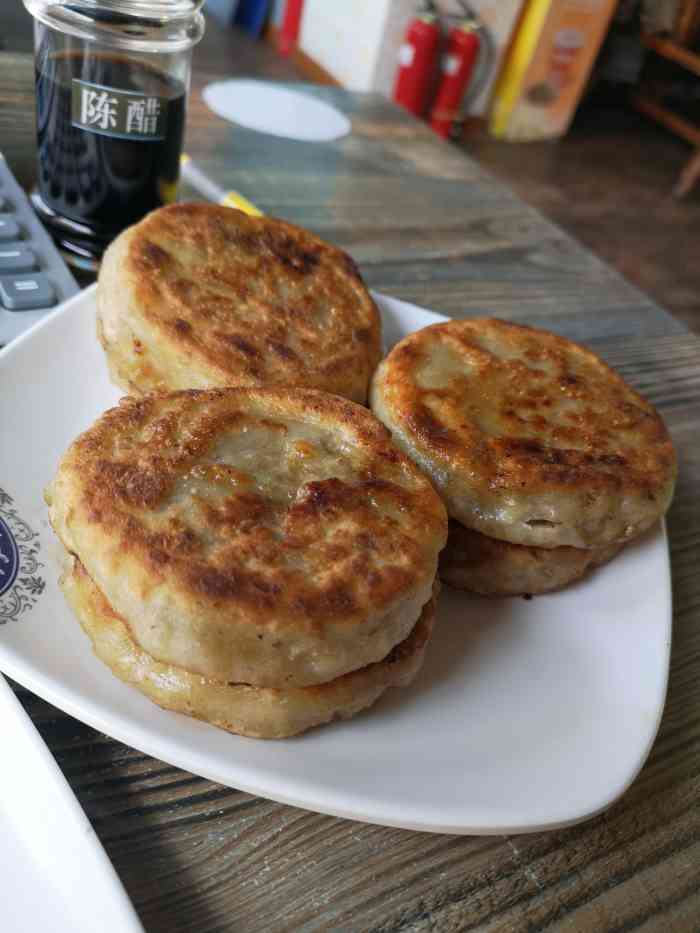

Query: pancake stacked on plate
<box><xmin>47</xmin><ymin>388</ymin><xmax>447</xmax><ymax>738</ymax></box>
<box><xmin>371</xmin><ymin>319</ymin><xmax>676</xmax><ymax>596</ymax></box>
<box><xmin>97</xmin><ymin>203</ymin><xmax>382</xmax><ymax>403</ymax></box>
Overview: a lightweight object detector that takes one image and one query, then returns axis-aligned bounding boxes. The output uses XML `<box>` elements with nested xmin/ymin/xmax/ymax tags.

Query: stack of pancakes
<box><xmin>48</xmin><ymin>388</ymin><xmax>446</xmax><ymax>738</ymax></box>
<box><xmin>371</xmin><ymin>319</ymin><xmax>676</xmax><ymax>596</ymax></box>
<box><xmin>48</xmin><ymin>203</ymin><xmax>676</xmax><ymax>739</ymax></box>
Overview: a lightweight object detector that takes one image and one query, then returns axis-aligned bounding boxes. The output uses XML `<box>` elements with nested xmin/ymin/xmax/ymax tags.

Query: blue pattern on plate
<box><xmin>0</xmin><ymin>488</ymin><xmax>45</xmax><ymax>624</ymax></box>
<box><xmin>0</xmin><ymin>515</ymin><xmax>19</xmax><ymax>597</ymax></box>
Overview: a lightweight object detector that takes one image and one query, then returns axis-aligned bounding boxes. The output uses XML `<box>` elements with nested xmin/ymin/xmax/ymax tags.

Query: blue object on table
<box><xmin>234</xmin><ymin>0</ymin><xmax>272</xmax><ymax>37</ymax></box>
<box><xmin>205</xmin><ymin>0</ymin><xmax>241</xmax><ymax>26</ymax></box>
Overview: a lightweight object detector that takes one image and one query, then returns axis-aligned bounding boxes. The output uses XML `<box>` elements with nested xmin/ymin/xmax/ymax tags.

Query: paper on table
<box><xmin>0</xmin><ymin>676</ymin><xmax>143</xmax><ymax>933</ymax></box>
<box><xmin>202</xmin><ymin>79</ymin><xmax>351</xmax><ymax>142</ymax></box>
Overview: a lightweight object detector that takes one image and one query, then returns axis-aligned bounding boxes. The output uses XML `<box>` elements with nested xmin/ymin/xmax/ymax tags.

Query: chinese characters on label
<box><xmin>72</xmin><ymin>80</ymin><xmax>167</xmax><ymax>139</ymax></box>
<box><xmin>126</xmin><ymin>97</ymin><xmax>161</xmax><ymax>135</ymax></box>
<box><xmin>80</xmin><ymin>89</ymin><xmax>118</xmax><ymax>131</ymax></box>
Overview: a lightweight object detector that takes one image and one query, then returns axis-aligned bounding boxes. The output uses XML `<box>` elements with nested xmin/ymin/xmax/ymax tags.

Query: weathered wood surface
<box><xmin>3</xmin><ymin>11</ymin><xmax>700</xmax><ymax>933</ymax></box>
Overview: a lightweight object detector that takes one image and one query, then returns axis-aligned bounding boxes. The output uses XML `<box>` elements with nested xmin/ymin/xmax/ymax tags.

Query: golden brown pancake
<box><xmin>371</xmin><ymin>319</ymin><xmax>676</xmax><ymax>549</ymax></box>
<box><xmin>439</xmin><ymin>522</ymin><xmax>622</xmax><ymax>596</ymax></box>
<box><xmin>62</xmin><ymin>559</ymin><xmax>437</xmax><ymax>740</ymax></box>
<box><xmin>46</xmin><ymin>387</ymin><xmax>447</xmax><ymax>687</ymax></box>
<box><xmin>97</xmin><ymin>203</ymin><xmax>382</xmax><ymax>403</ymax></box>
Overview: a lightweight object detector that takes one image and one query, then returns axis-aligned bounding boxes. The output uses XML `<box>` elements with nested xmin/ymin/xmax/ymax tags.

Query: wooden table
<box><xmin>3</xmin><ymin>15</ymin><xmax>700</xmax><ymax>933</ymax></box>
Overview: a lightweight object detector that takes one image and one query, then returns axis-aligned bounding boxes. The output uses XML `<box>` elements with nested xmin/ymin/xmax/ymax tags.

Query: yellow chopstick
<box><xmin>180</xmin><ymin>154</ymin><xmax>263</xmax><ymax>216</ymax></box>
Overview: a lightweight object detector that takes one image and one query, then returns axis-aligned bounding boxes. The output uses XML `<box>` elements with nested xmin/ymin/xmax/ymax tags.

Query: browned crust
<box><xmin>47</xmin><ymin>387</ymin><xmax>447</xmax><ymax>686</ymax></box>
<box><xmin>64</xmin><ymin>559</ymin><xmax>438</xmax><ymax>739</ymax></box>
<box><xmin>371</xmin><ymin>318</ymin><xmax>677</xmax><ymax>547</ymax></box>
<box><xmin>439</xmin><ymin>521</ymin><xmax>623</xmax><ymax>596</ymax></box>
<box><xmin>98</xmin><ymin>203</ymin><xmax>382</xmax><ymax>403</ymax></box>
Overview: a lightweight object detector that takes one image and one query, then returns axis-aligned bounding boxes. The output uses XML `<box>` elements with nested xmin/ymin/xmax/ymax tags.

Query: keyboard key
<box><xmin>0</xmin><ymin>215</ymin><xmax>20</xmax><ymax>242</ymax></box>
<box><xmin>0</xmin><ymin>274</ymin><xmax>55</xmax><ymax>310</ymax></box>
<box><xmin>0</xmin><ymin>246</ymin><xmax>36</xmax><ymax>273</ymax></box>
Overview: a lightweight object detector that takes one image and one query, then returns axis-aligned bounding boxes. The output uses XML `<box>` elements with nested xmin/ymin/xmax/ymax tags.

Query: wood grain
<box><xmin>4</xmin><ymin>12</ymin><xmax>700</xmax><ymax>933</ymax></box>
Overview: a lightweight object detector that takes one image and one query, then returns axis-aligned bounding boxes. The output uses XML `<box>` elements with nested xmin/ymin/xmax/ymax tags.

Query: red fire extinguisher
<box><xmin>392</xmin><ymin>1</ymin><xmax>441</xmax><ymax>119</ymax></box>
<box><xmin>278</xmin><ymin>0</ymin><xmax>305</xmax><ymax>57</ymax></box>
<box><xmin>429</xmin><ymin>6</ymin><xmax>483</xmax><ymax>138</ymax></box>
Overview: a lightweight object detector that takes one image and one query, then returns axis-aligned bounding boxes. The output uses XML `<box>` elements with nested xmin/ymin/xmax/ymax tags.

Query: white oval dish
<box><xmin>202</xmin><ymin>79</ymin><xmax>351</xmax><ymax>142</ymax></box>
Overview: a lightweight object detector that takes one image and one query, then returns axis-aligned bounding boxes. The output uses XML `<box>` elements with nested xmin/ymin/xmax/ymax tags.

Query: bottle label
<box><xmin>71</xmin><ymin>79</ymin><xmax>169</xmax><ymax>140</ymax></box>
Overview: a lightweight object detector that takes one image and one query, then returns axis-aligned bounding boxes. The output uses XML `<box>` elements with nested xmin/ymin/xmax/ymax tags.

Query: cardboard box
<box><xmin>490</xmin><ymin>0</ymin><xmax>618</xmax><ymax>141</ymax></box>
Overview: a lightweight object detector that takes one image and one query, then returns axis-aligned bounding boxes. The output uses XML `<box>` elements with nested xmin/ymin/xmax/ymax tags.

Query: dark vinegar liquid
<box><xmin>32</xmin><ymin>48</ymin><xmax>186</xmax><ymax>266</ymax></box>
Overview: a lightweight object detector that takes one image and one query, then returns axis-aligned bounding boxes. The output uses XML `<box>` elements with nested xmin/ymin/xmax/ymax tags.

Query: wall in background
<box><xmin>299</xmin><ymin>0</ymin><xmax>394</xmax><ymax>92</ymax></box>
<box><xmin>296</xmin><ymin>0</ymin><xmax>524</xmax><ymax>114</ymax></box>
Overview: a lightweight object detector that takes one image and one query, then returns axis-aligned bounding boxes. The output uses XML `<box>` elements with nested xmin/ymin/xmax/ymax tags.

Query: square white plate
<box><xmin>0</xmin><ymin>286</ymin><xmax>671</xmax><ymax>835</ymax></box>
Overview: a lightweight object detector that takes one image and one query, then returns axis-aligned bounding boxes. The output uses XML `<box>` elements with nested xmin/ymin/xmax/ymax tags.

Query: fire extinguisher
<box><xmin>278</xmin><ymin>0</ymin><xmax>305</xmax><ymax>57</ymax></box>
<box><xmin>429</xmin><ymin>3</ymin><xmax>490</xmax><ymax>139</ymax></box>
<box><xmin>392</xmin><ymin>1</ymin><xmax>441</xmax><ymax>119</ymax></box>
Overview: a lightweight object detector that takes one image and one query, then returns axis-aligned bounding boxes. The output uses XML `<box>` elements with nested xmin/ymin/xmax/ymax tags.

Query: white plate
<box><xmin>202</xmin><ymin>80</ymin><xmax>351</xmax><ymax>142</ymax></box>
<box><xmin>0</xmin><ymin>676</ymin><xmax>143</xmax><ymax>933</ymax></box>
<box><xmin>0</xmin><ymin>286</ymin><xmax>671</xmax><ymax>835</ymax></box>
